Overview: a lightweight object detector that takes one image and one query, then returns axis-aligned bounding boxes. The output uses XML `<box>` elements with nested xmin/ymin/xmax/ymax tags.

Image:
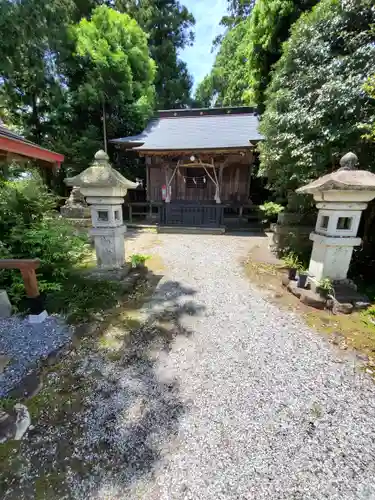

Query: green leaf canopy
<box><xmin>259</xmin><ymin>0</ymin><xmax>375</xmax><ymax>195</ymax></box>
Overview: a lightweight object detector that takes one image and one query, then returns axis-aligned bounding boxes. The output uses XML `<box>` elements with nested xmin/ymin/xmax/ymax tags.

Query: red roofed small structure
<box><xmin>0</xmin><ymin>122</ymin><xmax>64</xmax><ymax>168</ymax></box>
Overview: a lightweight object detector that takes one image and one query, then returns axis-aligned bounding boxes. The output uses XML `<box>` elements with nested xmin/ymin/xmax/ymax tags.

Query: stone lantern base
<box><xmin>308</xmin><ymin>233</ymin><xmax>361</xmax><ymax>282</ymax></box>
<box><xmin>90</xmin><ymin>226</ymin><xmax>126</xmax><ymax>269</ymax></box>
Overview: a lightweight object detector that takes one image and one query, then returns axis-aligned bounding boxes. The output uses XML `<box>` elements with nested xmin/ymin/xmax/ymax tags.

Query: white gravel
<box><xmin>75</xmin><ymin>233</ymin><xmax>375</xmax><ymax>499</ymax></box>
<box><xmin>5</xmin><ymin>233</ymin><xmax>375</xmax><ymax>499</ymax></box>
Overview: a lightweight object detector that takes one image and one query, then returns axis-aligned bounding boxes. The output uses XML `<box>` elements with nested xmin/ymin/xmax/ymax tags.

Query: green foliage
<box><xmin>259</xmin><ymin>0</ymin><xmax>375</xmax><ymax>196</ymax></box>
<box><xmin>0</xmin><ymin>173</ymin><xmax>56</xmax><ymax>232</ymax></box>
<box><xmin>0</xmin><ymin>0</ymin><xmax>76</xmax><ymax>143</ymax></box>
<box><xmin>0</xmin><ymin>176</ymin><xmax>91</xmax><ymax>308</ymax></box>
<box><xmin>195</xmin><ymin>21</ymin><xmax>250</xmax><ymax>107</ymax></box>
<box><xmin>0</xmin><ymin>0</ymin><xmax>195</xmax><ymax>180</ymax></box>
<box><xmin>282</xmin><ymin>252</ymin><xmax>302</xmax><ymax>270</ymax></box>
<box><xmin>115</xmin><ymin>0</ymin><xmax>195</xmax><ymax>109</ymax></box>
<box><xmin>213</xmin><ymin>0</ymin><xmax>255</xmax><ymax>48</ymax></box>
<box><xmin>198</xmin><ymin>0</ymin><xmax>317</xmax><ymax>109</ymax></box>
<box><xmin>72</xmin><ymin>6</ymin><xmax>155</xmax><ymax>109</ymax></box>
<box><xmin>242</xmin><ymin>0</ymin><xmax>318</xmax><ymax>111</ymax></box>
<box><xmin>259</xmin><ymin>201</ymin><xmax>284</xmax><ymax>217</ymax></box>
<box><xmin>130</xmin><ymin>253</ymin><xmax>151</xmax><ymax>268</ymax></box>
<box><xmin>317</xmin><ymin>277</ymin><xmax>334</xmax><ymax>297</ymax></box>
<box><xmin>363</xmin><ymin>74</ymin><xmax>375</xmax><ymax>142</ymax></box>
<box><xmin>62</xmin><ymin>5</ymin><xmax>156</xmax><ymax>166</ymax></box>
<box><xmin>363</xmin><ymin>304</ymin><xmax>375</xmax><ymax>326</ymax></box>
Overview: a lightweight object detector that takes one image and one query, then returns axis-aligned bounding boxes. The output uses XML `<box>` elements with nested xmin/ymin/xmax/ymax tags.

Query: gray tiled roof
<box><xmin>112</xmin><ymin>109</ymin><xmax>263</xmax><ymax>151</ymax></box>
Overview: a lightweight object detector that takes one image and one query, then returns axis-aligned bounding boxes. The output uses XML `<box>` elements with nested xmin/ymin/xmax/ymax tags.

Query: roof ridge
<box><xmin>158</xmin><ymin>113</ymin><xmax>256</xmax><ymax>120</ymax></box>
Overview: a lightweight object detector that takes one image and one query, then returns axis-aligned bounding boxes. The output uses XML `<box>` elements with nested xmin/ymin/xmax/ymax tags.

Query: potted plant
<box><xmin>317</xmin><ymin>277</ymin><xmax>334</xmax><ymax>298</ymax></box>
<box><xmin>130</xmin><ymin>253</ymin><xmax>151</xmax><ymax>269</ymax></box>
<box><xmin>297</xmin><ymin>267</ymin><xmax>309</xmax><ymax>289</ymax></box>
<box><xmin>282</xmin><ymin>253</ymin><xmax>301</xmax><ymax>280</ymax></box>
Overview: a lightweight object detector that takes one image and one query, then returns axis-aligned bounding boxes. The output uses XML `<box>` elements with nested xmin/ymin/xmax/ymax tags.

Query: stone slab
<box><xmin>60</xmin><ymin>206</ymin><xmax>91</xmax><ymax>219</ymax></box>
<box><xmin>0</xmin><ymin>355</ymin><xmax>11</xmax><ymax>374</ymax></box>
<box><xmin>300</xmin><ymin>289</ymin><xmax>326</xmax><ymax>309</ymax></box>
<box><xmin>333</xmin><ymin>302</ymin><xmax>354</xmax><ymax>314</ymax></box>
<box><xmin>287</xmin><ymin>281</ymin><xmax>302</xmax><ymax>299</ymax></box>
<box><xmin>157</xmin><ymin>226</ymin><xmax>226</xmax><ymax>235</ymax></box>
<box><xmin>0</xmin><ymin>290</ymin><xmax>12</xmax><ymax>318</ymax></box>
<box><xmin>281</xmin><ymin>275</ymin><xmax>290</xmax><ymax>287</ymax></box>
<box><xmin>353</xmin><ymin>301</ymin><xmax>371</xmax><ymax>311</ymax></box>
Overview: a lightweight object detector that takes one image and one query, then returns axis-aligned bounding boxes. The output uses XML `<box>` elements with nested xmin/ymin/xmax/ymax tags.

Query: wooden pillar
<box><xmin>20</xmin><ymin>268</ymin><xmax>39</xmax><ymax>298</ymax></box>
<box><xmin>219</xmin><ymin>165</ymin><xmax>224</xmax><ymax>202</ymax></box>
<box><xmin>246</xmin><ymin>152</ymin><xmax>254</xmax><ymax>202</ymax></box>
<box><xmin>164</xmin><ymin>163</ymin><xmax>170</xmax><ymax>202</ymax></box>
<box><xmin>146</xmin><ymin>157</ymin><xmax>151</xmax><ymax>202</ymax></box>
<box><xmin>128</xmin><ymin>204</ymin><xmax>133</xmax><ymax>223</ymax></box>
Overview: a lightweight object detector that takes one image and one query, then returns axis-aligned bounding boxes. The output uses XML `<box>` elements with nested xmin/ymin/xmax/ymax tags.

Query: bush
<box><xmin>259</xmin><ymin>202</ymin><xmax>284</xmax><ymax>222</ymax></box>
<box><xmin>0</xmin><ymin>175</ymin><xmax>91</xmax><ymax>308</ymax></box>
<box><xmin>0</xmin><ymin>173</ymin><xmax>56</xmax><ymax>233</ymax></box>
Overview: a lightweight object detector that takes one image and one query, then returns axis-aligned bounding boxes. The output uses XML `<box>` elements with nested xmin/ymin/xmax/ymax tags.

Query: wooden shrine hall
<box><xmin>112</xmin><ymin>107</ymin><xmax>263</xmax><ymax>229</ymax></box>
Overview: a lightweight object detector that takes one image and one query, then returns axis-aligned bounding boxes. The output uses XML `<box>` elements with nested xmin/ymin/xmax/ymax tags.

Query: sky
<box><xmin>180</xmin><ymin>0</ymin><xmax>228</xmax><ymax>92</ymax></box>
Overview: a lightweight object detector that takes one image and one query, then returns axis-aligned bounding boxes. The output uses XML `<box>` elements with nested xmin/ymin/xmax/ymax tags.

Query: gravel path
<box><xmin>5</xmin><ymin>233</ymin><xmax>375</xmax><ymax>499</ymax></box>
<box><xmin>122</xmin><ymin>233</ymin><xmax>375</xmax><ymax>500</ymax></box>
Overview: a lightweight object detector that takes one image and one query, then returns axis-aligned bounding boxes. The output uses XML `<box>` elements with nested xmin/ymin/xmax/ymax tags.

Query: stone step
<box><xmin>157</xmin><ymin>226</ymin><xmax>226</xmax><ymax>235</ymax></box>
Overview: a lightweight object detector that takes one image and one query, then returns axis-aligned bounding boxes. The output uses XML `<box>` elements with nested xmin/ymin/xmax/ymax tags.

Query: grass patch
<box><xmin>45</xmin><ymin>274</ymin><xmax>125</xmax><ymax>324</ymax></box>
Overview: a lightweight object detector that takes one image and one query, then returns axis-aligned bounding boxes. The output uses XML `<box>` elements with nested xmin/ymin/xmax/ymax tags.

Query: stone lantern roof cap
<box><xmin>296</xmin><ymin>153</ymin><xmax>375</xmax><ymax>194</ymax></box>
<box><xmin>64</xmin><ymin>150</ymin><xmax>138</xmax><ymax>189</ymax></box>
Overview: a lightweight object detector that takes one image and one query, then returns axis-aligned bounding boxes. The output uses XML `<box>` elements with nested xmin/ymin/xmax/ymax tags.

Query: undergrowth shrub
<box><xmin>259</xmin><ymin>202</ymin><xmax>284</xmax><ymax>223</ymax></box>
<box><xmin>0</xmin><ymin>173</ymin><xmax>91</xmax><ymax>309</ymax></box>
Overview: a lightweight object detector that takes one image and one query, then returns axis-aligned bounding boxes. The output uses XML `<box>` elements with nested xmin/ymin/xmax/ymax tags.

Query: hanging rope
<box><xmin>164</xmin><ymin>161</ymin><xmax>180</xmax><ymax>202</ymax></box>
<box><xmin>200</xmin><ymin>159</ymin><xmax>221</xmax><ymax>204</ymax></box>
<box><xmin>165</xmin><ymin>158</ymin><xmax>222</xmax><ymax>204</ymax></box>
<box><xmin>211</xmin><ymin>158</ymin><xmax>221</xmax><ymax>204</ymax></box>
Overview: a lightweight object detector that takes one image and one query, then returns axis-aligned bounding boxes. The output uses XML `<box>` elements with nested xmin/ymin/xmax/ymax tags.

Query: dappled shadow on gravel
<box><xmin>0</xmin><ymin>273</ymin><xmax>205</xmax><ymax>499</ymax></box>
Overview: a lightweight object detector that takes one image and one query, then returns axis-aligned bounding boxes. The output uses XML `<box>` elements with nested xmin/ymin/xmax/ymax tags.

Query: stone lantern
<box><xmin>296</xmin><ymin>152</ymin><xmax>375</xmax><ymax>283</ymax></box>
<box><xmin>65</xmin><ymin>150</ymin><xmax>138</xmax><ymax>269</ymax></box>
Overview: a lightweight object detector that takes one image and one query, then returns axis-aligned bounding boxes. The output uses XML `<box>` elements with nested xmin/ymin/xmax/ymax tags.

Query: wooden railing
<box><xmin>0</xmin><ymin>259</ymin><xmax>40</xmax><ymax>298</ymax></box>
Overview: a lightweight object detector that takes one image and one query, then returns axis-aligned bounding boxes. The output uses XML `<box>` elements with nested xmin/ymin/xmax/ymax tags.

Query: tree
<box><xmin>0</xmin><ymin>0</ymin><xmax>76</xmax><ymax>143</ymax></box>
<box><xmin>259</xmin><ymin>0</ymin><xmax>375</xmax><ymax>196</ymax></box>
<box><xmin>213</xmin><ymin>0</ymin><xmax>255</xmax><ymax>48</ymax></box>
<box><xmin>114</xmin><ymin>0</ymin><xmax>195</xmax><ymax>109</ymax></box>
<box><xmin>195</xmin><ymin>21</ymin><xmax>249</xmax><ymax>107</ymax></box>
<box><xmin>198</xmin><ymin>0</ymin><xmax>317</xmax><ymax>110</ymax></box>
<box><xmin>0</xmin><ymin>0</ymin><xmax>194</xmax><ymax>178</ymax></box>
<box><xmin>64</xmin><ymin>5</ymin><xmax>155</xmax><ymax>165</ymax></box>
<box><xmin>242</xmin><ymin>0</ymin><xmax>319</xmax><ymax>111</ymax></box>
<box><xmin>363</xmin><ymin>75</ymin><xmax>375</xmax><ymax>142</ymax></box>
